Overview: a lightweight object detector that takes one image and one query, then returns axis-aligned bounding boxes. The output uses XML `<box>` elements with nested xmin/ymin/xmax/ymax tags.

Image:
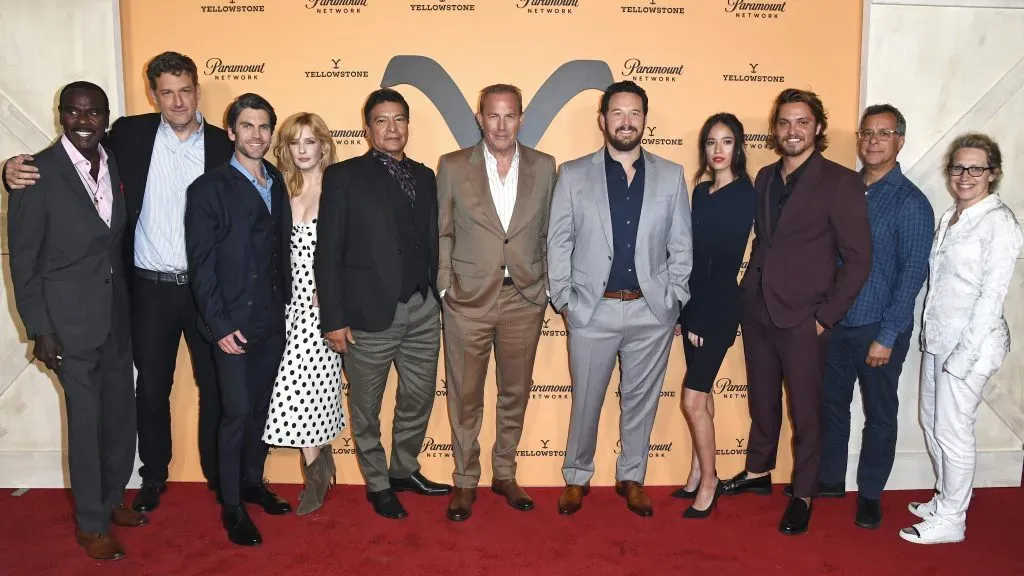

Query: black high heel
<box><xmin>682</xmin><ymin>479</ymin><xmax>722</xmax><ymax>519</ymax></box>
<box><xmin>670</xmin><ymin>483</ymin><xmax>699</xmax><ymax>499</ymax></box>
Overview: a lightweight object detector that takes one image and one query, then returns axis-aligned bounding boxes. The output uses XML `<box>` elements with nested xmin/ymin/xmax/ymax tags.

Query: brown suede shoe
<box><xmin>446</xmin><ymin>487</ymin><xmax>477</xmax><ymax>522</ymax></box>
<box><xmin>491</xmin><ymin>478</ymin><xmax>534</xmax><ymax>511</ymax></box>
<box><xmin>615</xmin><ymin>480</ymin><xmax>654</xmax><ymax>517</ymax></box>
<box><xmin>557</xmin><ymin>484</ymin><xmax>590</xmax><ymax>516</ymax></box>
<box><xmin>111</xmin><ymin>504</ymin><xmax>149</xmax><ymax>527</ymax></box>
<box><xmin>75</xmin><ymin>529</ymin><xmax>125</xmax><ymax>561</ymax></box>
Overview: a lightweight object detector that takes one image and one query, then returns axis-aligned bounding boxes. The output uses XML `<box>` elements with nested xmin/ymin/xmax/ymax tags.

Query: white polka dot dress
<box><xmin>263</xmin><ymin>220</ymin><xmax>345</xmax><ymax>448</ymax></box>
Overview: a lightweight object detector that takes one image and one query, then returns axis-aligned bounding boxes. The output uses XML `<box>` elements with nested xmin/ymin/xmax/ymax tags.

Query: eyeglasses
<box><xmin>946</xmin><ymin>165</ymin><xmax>992</xmax><ymax>177</ymax></box>
<box><xmin>855</xmin><ymin>129</ymin><xmax>899</xmax><ymax>141</ymax></box>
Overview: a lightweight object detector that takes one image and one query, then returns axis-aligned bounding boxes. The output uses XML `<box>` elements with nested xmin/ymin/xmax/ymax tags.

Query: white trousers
<box><xmin>920</xmin><ymin>351</ymin><xmax>989</xmax><ymax>529</ymax></box>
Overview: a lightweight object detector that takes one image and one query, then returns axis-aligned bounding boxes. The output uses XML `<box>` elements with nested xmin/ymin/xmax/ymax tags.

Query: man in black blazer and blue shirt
<box><xmin>8</xmin><ymin>82</ymin><xmax>146</xmax><ymax>560</ymax></box>
<box><xmin>185</xmin><ymin>93</ymin><xmax>292</xmax><ymax>546</ymax></box>
<box><xmin>3</xmin><ymin>52</ymin><xmax>234</xmax><ymax>512</ymax></box>
<box><xmin>316</xmin><ymin>89</ymin><xmax>452</xmax><ymax>520</ymax></box>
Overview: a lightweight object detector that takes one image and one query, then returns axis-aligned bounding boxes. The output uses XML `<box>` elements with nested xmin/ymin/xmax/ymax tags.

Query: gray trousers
<box><xmin>563</xmin><ymin>298</ymin><xmax>674</xmax><ymax>485</ymax></box>
<box><xmin>344</xmin><ymin>293</ymin><xmax>441</xmax><ymax>492</ymax></box>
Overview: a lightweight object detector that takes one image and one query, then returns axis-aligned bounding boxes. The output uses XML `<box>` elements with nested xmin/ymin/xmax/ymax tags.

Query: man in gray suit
<box><xmin>548</xmin><ymin>81</ymin><xmax>692</xmax><ymax>517</ymax></box>
<box><xmin>7</xmin><ymin>82</ymin><xmax>144</xmax><ymax>560</ymax></box>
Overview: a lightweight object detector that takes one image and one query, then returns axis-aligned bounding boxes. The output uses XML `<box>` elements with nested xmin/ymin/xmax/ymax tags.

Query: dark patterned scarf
<box><xmin>371</xmin><ymin>149</ymin><xmax>416</xmax><ymax>205</ymax></box>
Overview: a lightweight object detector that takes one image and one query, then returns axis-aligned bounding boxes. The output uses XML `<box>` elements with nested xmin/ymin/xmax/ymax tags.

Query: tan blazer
<box><xmin>437</xmin><ymin>142</ymin><xmax>556</xmax><ymax>317</ymax></box>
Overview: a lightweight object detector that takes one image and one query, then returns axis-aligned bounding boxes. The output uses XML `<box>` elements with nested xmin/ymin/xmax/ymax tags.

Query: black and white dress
<box><xmin>263</xmin><ymin>219</ymin><xmax>345</xmax><ymax>447</ymax></box>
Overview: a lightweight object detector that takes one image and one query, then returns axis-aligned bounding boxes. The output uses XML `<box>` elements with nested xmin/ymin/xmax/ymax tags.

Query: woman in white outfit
<box><xmin>262</xmin><ymin>112</ymin><xmax>344</xmax><ymax>515</ymax></box>
<box><xmin>901</xmin><ymin>133</ymin><xmax>1023</xmax><ymax>544</ymax></box>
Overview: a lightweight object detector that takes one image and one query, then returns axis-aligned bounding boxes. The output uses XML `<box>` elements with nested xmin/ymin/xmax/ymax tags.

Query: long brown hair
<box><xmin>273</xmin><ymin>112</ymin><xmax>337</xmax><ymax>197</ymax></box>
<box><xmin>767</xmin><ymin>88</ymin><xmax>829</xmax><ymax>154</ymax></box>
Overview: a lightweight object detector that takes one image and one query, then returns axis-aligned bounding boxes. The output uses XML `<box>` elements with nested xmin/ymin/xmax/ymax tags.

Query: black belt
<box><xmin>135</xmin><ymin>268</ymin><xmax>188</xmax><ymax>285</ymax></box>
<box><xmin>502</xmin><ymin>277</ymin><xmax>515</xmax><ymax>286</ymax></box>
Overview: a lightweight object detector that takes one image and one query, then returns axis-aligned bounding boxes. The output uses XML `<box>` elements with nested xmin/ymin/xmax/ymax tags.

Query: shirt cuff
<box><xmin>874</xmin><ymin>327</ymin><xmax>899</xmax><ymax>349</ymax></box>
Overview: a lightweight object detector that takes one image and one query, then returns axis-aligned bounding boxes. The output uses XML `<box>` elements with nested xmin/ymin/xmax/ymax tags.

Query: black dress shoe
<box><xmin>855</xmin><ymin>497</ymin><xmax>882</xmax><ymax>529</ymax></box>
<box><xmin>782</xmin><ymin>481</ymin><xmax>845</xmax><ymax>498</ymax></box>
<box><xmin>367</xmin><ymin>489</ymin><xmax>408</xmax><ymax>519</ymax></box>
<box><xmin>779</xmin><ymin>498</ymin><xmax>813</xmax><ymax>535</ymax></box>
<box><xmin>720</xmin><ymin>471</ymin><xmax>771</xmax><ymax>496</ymax></box>
<box><xmin>222</xmin><ymin>505</ymin><xmax>262</xmax><ymax>546</ymax></box>
<box><xmin>132</xmin><ymin>481</ymin><xmax>167</xmax><ymax>512</ymax></box>
<box><xmin>389</xmin><ymin>472</ymin><xmax>452</xmax><ymax>496</ymax></box>
<box><xmin>242</xmin><ymin>482</ymin><xmax>292</xmax><ymax>515</ymax></box>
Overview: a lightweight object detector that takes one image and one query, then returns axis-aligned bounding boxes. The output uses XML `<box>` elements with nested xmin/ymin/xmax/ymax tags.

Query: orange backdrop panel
<box><xmin>121</xmin><ymin>0</ymin><xmax>863</xmax><ymax>486</ymax></box>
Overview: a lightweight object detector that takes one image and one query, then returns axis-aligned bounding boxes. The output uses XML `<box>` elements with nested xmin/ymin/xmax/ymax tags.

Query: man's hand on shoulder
<box><xmin>4</xmin><ymin>155</ymin><xmax>40</xmax><ymax>190</ymax></box>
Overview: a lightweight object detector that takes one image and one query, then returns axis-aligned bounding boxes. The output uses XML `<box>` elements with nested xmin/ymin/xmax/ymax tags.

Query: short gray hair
<box><xmin>861</xmin><ymin>104</ymin><xmax>907</xmax><ymax>136</ymax></box>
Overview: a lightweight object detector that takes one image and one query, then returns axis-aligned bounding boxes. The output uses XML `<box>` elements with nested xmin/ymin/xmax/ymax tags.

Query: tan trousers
<box><xmin>442</xmin><ymin>285</ymin><xmax>545</xmax><ymax>488</ymax></box>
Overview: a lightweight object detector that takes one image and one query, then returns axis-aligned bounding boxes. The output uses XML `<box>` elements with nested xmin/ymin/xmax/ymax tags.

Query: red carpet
<box><xmin>1</xmin><ymin>483</ymin><xmax>1022</xmax><ymax>576</ymax></box>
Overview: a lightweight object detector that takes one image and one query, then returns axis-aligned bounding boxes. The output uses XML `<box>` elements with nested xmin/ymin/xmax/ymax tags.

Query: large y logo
<box><xmin>380</xmin><ymin>55</ymin><xmax>614</xmax><ymax>148</ymax></box>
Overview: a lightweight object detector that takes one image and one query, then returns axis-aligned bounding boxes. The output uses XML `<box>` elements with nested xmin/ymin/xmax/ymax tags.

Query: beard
<box><xmin>236</xmin><ymin>140</ymin><xmax>269</xmax><ymax>161</ymax></box>
<box><xmin>606</xmin><ymin>124</ymin><xmax>642</xmax><ymax>152</ymax></box>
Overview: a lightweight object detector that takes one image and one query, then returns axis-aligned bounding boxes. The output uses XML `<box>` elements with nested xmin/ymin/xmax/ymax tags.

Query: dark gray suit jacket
<box><xmin>7</xmin><ymin>140</ymin><xmax>129</xmax><ymax>353</ymax></box>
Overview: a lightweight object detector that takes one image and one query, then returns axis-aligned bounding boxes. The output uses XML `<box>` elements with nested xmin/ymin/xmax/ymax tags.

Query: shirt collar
<box><xmin>483</xmin><ymin>141</ymin><xmax>520</xmax><ymax>167</ymax></box>
<box><xmin>960</xmin><ymin>193</ymin><xmax>1002</xmax><ymax>221</ymax></box>
<box><xmin>60</xmin><ymin>134</ymin><xmax>108</xmax><ymax>168</ymax></box>
<box><xmin>604</xmin><ymin>146</ymin><xmax>645</xmax><ymax>172</ymax></box>
<box><xmin>158</xmin><ymin>111</ymin><xmax>205</xmax><ymax>143</ymax></box>
<box><xmin>862</xmin><ymin>162</ymin><xmax>905</xmax><ymax>191</ymax></box>
<box><xmin>230</xmin><ymin>154</ymin><xmax>270</xmax><ymax>186</ymax></box>
<box><xmin>774</xmin><ymin>151</ymin><xmax>815</xmax><ymax>183</ymax></box>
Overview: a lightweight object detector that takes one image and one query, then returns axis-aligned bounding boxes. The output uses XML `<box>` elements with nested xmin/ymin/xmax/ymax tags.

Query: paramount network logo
<box><xmin>340</xmin><ymin>379</ymin><xmax>351</xmax><ymax>397</ymax></box>
<box><xmin>333</xmin><ymin>435</ymin><xmax>357</xmax><ymax>455</ymax></box>
<box><xmin>723</xmin><ymin>63</ymin><xmax>785</xmax><ymax>83</ymax></box>
<box><xmin>410</xmin><ymin>0</ymin><xmax>478</xmax><ymax>10</ymax></box>
<box><xmin>540</xmin><ymin>317</ymin><xmax>567</xmax><ymax>337</ymax></box>
<box><xmin>642</xmin><ymin>125</ymin><xmax>684</xmax><ymax>148</ymax></box>
<box><xmin>201</xmin><ymin>0</ymin><xmax>265</xmax><ymax>12</ymax></box>
<box><xmin>381</xmin><ymin>56</ymin><xmax>613</xmax><ymax>148</ymax></box>
<box><xmin>204</xmin><ymin>58</ymin><xmax>265</xmax><ymax>81</ymax></box>
<box><xmin>304</xmin><ymin>58</ymin><xmax>369</xmax><ymax>79</ymax></box>
<box><xmin>620</xmin><ymin>0</ymin><xmax>686</xmax><ymax>15</ymax></box>
<box><xmin>614</xmin><ymin>386</ymin><xmax>677</xmax><ymax>400</ymax></box>
<box><xmin>517</xmin><ymin>438</ymin><xmax>566</xmax><ymax>457</ymax></box>
<box><xmin>306</xmin><ymin>0</ymin><xmax>367</xmax><ymax>14</ymax></box>
<box><xmin>716</xmin><ymin>437</ymin><xmax>749</xmax><ymax>456</ymax></box>
<box><xmin>421</xmin><ymin>436</ymin><xmax>454</xmax><ymax>458</ymax></box>
<box><xmin>516</xmin><ymin>0</ymin><xmax>578</xmax><ymax>14</ymax></box>
<box><xmin>530</xmin><ymin>380</ymin><xmax>572</xmax><ymax>400</ymax></box>
<box><xmin>745</xmin><ymin>132</ymin><xmax>773</xmax><ymax>150</ymax></box>
<box><xmin>622</xmin><ymin>58</ymin><xmax>684</xmax><ymax>82</ymax></box>
<box><xmin>331</xmin><ymin>128</ymin><xmax>367</xmax><ymax>147</ymax></box>
<box><xmin>712</xmin><ymin>377</ymin><xmax>747</xmax><ymax>399</ymax></box>
<box><xmin>725</xmin><ymin>0</ymin><xmax>786</xmax><ymax>19</ymax></box>
<box><xmin>613</xmin><ymin>439</ymin><xmax>673</xmax><ymax>458</ymax></box>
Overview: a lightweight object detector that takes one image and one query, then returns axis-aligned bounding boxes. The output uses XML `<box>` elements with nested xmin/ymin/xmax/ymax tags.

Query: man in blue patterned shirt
<box><xmin>799</xmin><ymin>104</ymin><xmax>934</xmax><ymax>529</ymax></box>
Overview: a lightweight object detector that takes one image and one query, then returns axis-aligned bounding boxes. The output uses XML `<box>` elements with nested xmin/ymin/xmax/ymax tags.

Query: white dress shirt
<box><xmin>134</xmin><ymin>112</ymin><xmax>206</xmax><ymax>273</ymax></box>
<box><xmin>483</xmin><ymin>142</ymin><xmax>519</xmax><ymax>277</ymax></box>
<box><xmin>921</xmin><ymin>193</ymin><xmax>1023</xmax><ymax>379</ymax></box>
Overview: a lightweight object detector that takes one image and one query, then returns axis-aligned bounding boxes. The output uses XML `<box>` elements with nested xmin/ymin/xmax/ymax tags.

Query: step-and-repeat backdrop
<box><xmin>120</xmin><ymin>0</ymin><xmax>863</xmax><ymax>486</ymax></box>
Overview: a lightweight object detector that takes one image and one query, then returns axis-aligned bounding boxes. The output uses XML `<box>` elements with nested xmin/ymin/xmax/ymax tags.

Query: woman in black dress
<box><xmin>673</xmin><ymin>113</ymin><xmax>756</xmax><ymax>517</ymax></box>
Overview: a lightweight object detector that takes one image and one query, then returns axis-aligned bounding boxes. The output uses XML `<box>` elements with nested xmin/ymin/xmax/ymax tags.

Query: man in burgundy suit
<box><xmin>720</xmin><ymin>88</ymin><xmax>872</xmax><ymax>535</ymax></box>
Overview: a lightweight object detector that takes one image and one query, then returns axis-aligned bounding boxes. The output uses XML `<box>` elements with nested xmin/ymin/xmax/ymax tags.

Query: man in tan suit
<box><xmin>437</xmin><ymin>84</ymin><xmax>556</xmax><ymax>522</ymax></box>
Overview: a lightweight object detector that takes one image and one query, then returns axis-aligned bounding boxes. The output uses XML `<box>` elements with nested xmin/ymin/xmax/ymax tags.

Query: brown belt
<box><xmin>602</xmin><ymin>289</ymin><xmax>643</xmax><ymax>301</ymax></box>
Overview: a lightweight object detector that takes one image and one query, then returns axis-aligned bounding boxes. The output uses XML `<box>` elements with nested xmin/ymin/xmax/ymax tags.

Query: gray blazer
<box><xmin>7</xmin><ymin>141</ymin><xmax>129</xmax><ymax>352</ymax></box>
<box><xmin>547</xmin><ymin>148</ymin><xmax>692</xmax><ymax>328</ymax></box>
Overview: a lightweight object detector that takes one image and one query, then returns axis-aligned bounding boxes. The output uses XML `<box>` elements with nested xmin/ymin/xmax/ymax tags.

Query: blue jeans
<box><xmin>819</xmin><ymin>323</ymin><xmax>911</xmax><ymax>500</ymax></box>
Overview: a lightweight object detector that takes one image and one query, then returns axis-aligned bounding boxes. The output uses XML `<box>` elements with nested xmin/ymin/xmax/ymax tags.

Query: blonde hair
<box><xmin>944</xmin><ymin>132</ymin><xmax>1003</xmax><ymax>193</ymax></box>
<box><xmin>273</xmin><ymin>112</ymin><xmax>337</xmax><ymax>197</ymax></box>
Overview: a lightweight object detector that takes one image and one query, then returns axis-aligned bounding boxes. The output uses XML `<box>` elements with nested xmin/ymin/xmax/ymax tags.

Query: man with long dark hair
<box><xmin>721</xmin><ymin>88</ymin><xmax>872</xmax><ymax>536</ymax></box>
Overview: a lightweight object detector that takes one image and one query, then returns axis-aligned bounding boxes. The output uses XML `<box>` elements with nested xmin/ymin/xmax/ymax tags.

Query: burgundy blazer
<box><xmin>740</xmin><ymin>152</ymin><xmax>872</xmax><ymax>329</ymax></box>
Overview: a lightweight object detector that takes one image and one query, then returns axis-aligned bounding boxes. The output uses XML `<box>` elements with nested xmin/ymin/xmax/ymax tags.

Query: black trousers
<box><xmin>819</xmin><ymin>323</ymin><xmax>911</xmax><ymax>499</ymax></box>
<box><xmin>60</xmin><ymin>328</ymin><xmax>136</xmax><ymax>534</ymax></box>
<box><xmin>213</xmin><ymin>329</ymin><xmax>284</xmax><ymax>506</ymax></box>
<box><xmin>132</xmin><ymin>272</ymin><xmax>220</xmax><ymax>484</ymax></box>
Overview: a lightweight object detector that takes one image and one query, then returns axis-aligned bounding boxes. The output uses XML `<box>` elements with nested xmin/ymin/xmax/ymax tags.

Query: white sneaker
<box><xmin>899</xmin><ymin>518</ymin><xmax>965</xmax><ymax>545</ymax></box>
<box><xmin>908</xmin><ymin>499</ymin><xmax>936</xmax><ymax>519</ymax></box>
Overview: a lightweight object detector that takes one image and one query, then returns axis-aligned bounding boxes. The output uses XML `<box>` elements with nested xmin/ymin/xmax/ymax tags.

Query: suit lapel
<box><xmin>589</xmin><ymin>150</ymin><xmax>614</xmax><ymax>251</ymax></box>
<box><xmin>507</xmin><ymin>145</ymin><xmax>536</xmax><ymax>236</ymax></box>
<box><xmin>107</xmin><ymin>153</ymin><xmax>127</xmax><ymax>235</ymax></box>
<box><xmin>773</xmin><ymin>153</ymin><xmax>823</xmax><ymax>237</ymax></box>
<box><xmin>635</xmin><ymin>150</ymin><xmax>657</xmax><ymax>254</ymax></box>
<box><xmin>467</xmin><ymin>142</ymin><xmax>504</xmax><ymax>233</ymax></box>
<box><xmin>55</xmin><ymin>143</ymin><xmax>111</xmax><ymax>230</ymax></box>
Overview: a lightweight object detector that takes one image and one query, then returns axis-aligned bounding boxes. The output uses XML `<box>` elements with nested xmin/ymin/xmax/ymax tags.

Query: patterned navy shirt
<box><xmin>840</xmin><ymin>163</ymin><xmax>934</xmax><ymax>347</ymax></box>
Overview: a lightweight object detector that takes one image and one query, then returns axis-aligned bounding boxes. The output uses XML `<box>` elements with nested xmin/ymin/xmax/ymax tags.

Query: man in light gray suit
<box><xmin>548</xmin><ymin>81</ymin><xmax>692</xmax><ymax>517</ymax></box>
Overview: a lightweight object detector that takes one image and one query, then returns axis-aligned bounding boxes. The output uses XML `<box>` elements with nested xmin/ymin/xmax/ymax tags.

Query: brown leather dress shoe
<box><xmin>446</xmin><ymin>487</ymin><xmax>477</xmax><ymax>522</ymax></box>
<box><xmin>111</xmin><ymin>504</ymin><xmax>149</xmax><ymax>527</ymax></box>
<box><xmin>615</xmin><ymin>480</ymin><xmax>654</xmax><ymax>517</ymax></box>
<box><xmin>76</xmin><ymin>529</ymin><xmax>125</xmax><ymax>561</ymax></box>
<box><xmin>491</xmin><ymin>478</ymin><xmax>534</xmax><ymax>511</ymax></box>
<box><xmin>558</xmin><ymin>484</ymin><xmax>590</xmax><ymax>516</ymax></box>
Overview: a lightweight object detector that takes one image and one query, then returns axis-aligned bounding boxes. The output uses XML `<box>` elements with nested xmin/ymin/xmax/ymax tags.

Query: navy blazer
<box><xmin>184</xmin><ymin>160</ymin><xmax>292</xmax><ymax>343</ymax></box>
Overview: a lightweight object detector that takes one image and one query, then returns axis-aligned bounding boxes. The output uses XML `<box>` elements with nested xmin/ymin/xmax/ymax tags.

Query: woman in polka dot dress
<box><xmin>262</xmin><ymin>112</ymin><xmax>344</xmax><ymax>515</ymax></box>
